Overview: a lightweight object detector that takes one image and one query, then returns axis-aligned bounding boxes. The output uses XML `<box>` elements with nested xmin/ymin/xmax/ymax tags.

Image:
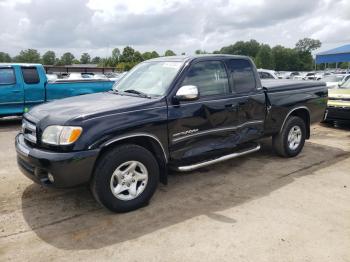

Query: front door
<box><xmin>168</xmin><ymin>60</ymin><xmax>242</xmax><ymax>163</ymax></box>
<box><xmin>0</xmin><ymin>67</ymin><xmax>24</xmax><ymax>116</ymax></box>
<box><xmin>21</xmin><ymin>66</ymin><xmax>45</xmax><ymax>111</ymax></box>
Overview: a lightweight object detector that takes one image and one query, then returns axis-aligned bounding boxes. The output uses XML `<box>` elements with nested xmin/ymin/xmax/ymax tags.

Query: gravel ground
<box><xmin>0</xmin><ymin>117</ymin><xmax>349</xmax><ymax>262</ymax></box>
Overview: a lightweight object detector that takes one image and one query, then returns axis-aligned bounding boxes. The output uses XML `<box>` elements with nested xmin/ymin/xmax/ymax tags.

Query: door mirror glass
<box><xmin>175</xmin><ymin>85</ymin><xmax>199</xmax><ymax>101</ymax></box>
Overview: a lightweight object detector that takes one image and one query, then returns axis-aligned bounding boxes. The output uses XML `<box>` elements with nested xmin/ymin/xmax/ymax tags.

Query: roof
<box><xmin>316</xmin><ymin>44</ymin><xmax>350</xmax><ymax>64</ymax></box>
<box><xmin>0</xmin><ymin>63</ymin><xmax>42</xmax><ymax>67</ymax></box>
<box><xmin>148</xmin><ymin>54</ymin><xmax>250</xmax><ymax>62</ymax></box>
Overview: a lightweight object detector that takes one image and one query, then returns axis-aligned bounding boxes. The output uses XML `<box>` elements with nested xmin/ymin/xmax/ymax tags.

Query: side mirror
<box><xmin>174</xmin><ymin>85</ymin><xmax>199</xmax><ymax>101</ymax></box>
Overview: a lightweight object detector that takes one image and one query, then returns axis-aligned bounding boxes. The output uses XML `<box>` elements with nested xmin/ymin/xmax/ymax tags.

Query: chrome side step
<box><xmin>176</xmin><ymin>143</ymin><xmax>261</xmax><ymax>172</ymax></box>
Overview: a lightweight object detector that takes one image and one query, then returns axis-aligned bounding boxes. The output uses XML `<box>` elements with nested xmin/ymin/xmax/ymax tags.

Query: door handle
<box><xmin>238</xmin><ymin>101</ymin><xmax>246</xmax><ymax>106</ymax></box>
<box><xmin>12</xmin><ymin>90</ymin><xmax>22</xmax><ymax>93</ymax></box>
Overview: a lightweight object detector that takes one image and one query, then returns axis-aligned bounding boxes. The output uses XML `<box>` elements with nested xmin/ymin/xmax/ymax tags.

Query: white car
<box><xmin>322</xmin><ymin>74</ymin><xmax>350</xmax><ymax>88</ymax></box>
<box><xmin>257</xmin><ymin>69</ymin><xmax>279</xmax><ymax>79</ymax></box>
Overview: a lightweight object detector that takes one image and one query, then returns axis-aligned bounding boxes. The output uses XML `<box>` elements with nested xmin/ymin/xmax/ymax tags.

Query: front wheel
<box><xmin>272</xmin><ymin>116</ymin><xmax>306</xmax><ymax>157</ymax></box>
<box><xmin>91</xmin><ymin>144</ymin><xmax>159</xmax><ymax>212</ymax></box>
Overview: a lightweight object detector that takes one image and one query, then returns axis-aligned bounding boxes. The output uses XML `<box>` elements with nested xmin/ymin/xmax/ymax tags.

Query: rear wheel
<box><xmin>272</xmin><ymin>116</ymin><xmax>306</xmax><ymax>157</ymax></box>
<box><xmin>91</xmin><ymin>144</ymin><xmax>159</xmax><ymax>212</ymax></box>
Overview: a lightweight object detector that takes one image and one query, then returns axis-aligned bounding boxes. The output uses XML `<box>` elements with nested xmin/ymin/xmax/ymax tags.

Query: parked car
<box><xmin>257</xmin><ymin>69</ymin><xmax>279</xmax><ymax>79</ymax></box>
<box><xmin>0</xmin><ymin>63</ymin><xmax>115</xmax><ymax>117</ymax></box>
<box><xmin>15</xmin><ymin>55</ymin><xmax>327</xmax><ymax>212</ymax></box>
<box><xmin>322</xmin><ymin>74</ymin><xmax>350</xmax><ymax>89</ymax></box>
<box><xmin>325</xmin><ymin>79</ymin><xmax>350</xmax><ymax>122</ymax></box>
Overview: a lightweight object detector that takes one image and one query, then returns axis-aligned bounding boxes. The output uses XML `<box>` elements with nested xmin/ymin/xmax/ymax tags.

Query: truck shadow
<box><xmin>20</xmin><ymin>139</ymin><xmax>350</xmax><ymax>250</ymax></box>
<box><xmin>0</xmin><ymin>117</ymin><xmax>22</xmax><ymax>131</ymax></box>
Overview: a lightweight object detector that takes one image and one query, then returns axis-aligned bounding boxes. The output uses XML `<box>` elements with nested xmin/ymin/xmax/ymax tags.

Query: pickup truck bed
<box><xmin>15</xmin><ymin>55</ymin><xmax>328</xmax><ymax>213</ymax></box>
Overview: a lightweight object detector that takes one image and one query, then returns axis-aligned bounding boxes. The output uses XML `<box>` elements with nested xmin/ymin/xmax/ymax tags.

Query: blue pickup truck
<box><xmin>0</xmin><ymin>63</ymin><xmax>115</xmax><ymax>117</ymax></box>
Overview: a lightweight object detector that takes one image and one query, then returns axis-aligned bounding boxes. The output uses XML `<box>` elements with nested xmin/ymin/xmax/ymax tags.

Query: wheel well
<box><xmin>98</xmin><ymin>136</ymin><xmax>168</xmax><ymax>184</ymax></box>
<box><xmin>289</xmin><ymin>109</ymin><xmax>310</xmax><ymax>139</ymax></box>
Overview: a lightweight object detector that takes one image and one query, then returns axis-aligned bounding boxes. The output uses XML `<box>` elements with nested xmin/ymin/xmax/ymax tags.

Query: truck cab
<box><xmin>0</xmin><ymin>64</ymin><xmax>46</xmax><ymax>117</ymax></box>
<box><xmin>0</xmin><ymin>63</ymin><xmax>115</xmax><ymax>117</ymax></box>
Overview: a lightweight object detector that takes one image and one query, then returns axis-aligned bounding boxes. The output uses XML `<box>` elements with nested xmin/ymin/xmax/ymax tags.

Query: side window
<box><xmin>227</xmin><ymin>59</ymin><xmax>256</xmax><ymax>93</ymax></box>
<box><xmin>182</xmin><ymin>61</ymin><xmax>229</xmax><ymax>97</ymax></box>
<box><xmin>0</xmin><ymin>68</ymin><xmax>16</xmax><ymax>85</ymax></box>
<box><xmin>21</xmin><ymin>67</ymin><xmax>40</xmax><ymax>84</ymax></box>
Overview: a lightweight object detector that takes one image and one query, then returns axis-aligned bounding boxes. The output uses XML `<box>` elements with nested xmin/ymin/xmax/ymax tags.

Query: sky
<box><xmin>0</xmin><ymin>0</ymin><xmax>350</xmax><ymax>58</ymax></box>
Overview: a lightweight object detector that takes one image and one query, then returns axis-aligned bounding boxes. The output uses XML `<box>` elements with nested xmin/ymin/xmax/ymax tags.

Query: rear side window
<box><xmin>227</xmin><ymin>59</ymin><xmax>256</xmax><ymax>93</ymax></box>
<box><xmin>0</xmin><ymin>68</ymin><xmax>16</xmax><ymax>85</ymax></box>
<box><xmin>21</xmin><ymin>67</ymin><xmax>40</xmax><ymax>84</ymax></box>
<box><xmin>182</xmin><ymin>61</ymin><xmax>229</xmax><ymax>96</ymax></box>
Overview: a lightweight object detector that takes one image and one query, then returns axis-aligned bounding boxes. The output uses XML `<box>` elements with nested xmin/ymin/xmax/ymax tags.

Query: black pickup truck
<box><xmin>16</xmin><ymin>55</ymin><xmax>327</xmax><ymax>212</ymax></box>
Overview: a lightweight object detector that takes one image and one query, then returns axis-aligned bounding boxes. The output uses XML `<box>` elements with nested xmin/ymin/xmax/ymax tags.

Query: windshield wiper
<box><xmin>123</xmin><ymin>89</ymin><xmax>151</xmax><ymax>98</ymax></box>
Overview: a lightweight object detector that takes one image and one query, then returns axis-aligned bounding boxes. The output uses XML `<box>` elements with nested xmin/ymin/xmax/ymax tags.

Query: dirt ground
<box><xmin>0</xmin><ymin>117</ymin><xmax>349</xmax><ymax>262</ymax></box>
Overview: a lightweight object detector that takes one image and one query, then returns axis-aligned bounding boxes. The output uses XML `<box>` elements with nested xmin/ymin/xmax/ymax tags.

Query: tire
<box><xmin>272</xmin><ymin>116</ymin><xmax>306</xmax><ymax>157</ymax></box>
<box><xmin>91</xmin><ymin>144</ymin><xmax>159</xmax><ymax>212</ymax></box>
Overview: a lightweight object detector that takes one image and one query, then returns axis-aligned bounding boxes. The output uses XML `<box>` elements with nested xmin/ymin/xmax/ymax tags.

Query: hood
<box><xmin>27</xmin><ymin>92</ymin><xmax>161</xmax><ymax>125</ymax></box>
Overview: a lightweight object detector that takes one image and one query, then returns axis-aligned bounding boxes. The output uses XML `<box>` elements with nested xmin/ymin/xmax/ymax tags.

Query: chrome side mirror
<box><xmin>175</xmin><ymin>85</ymin><xmax>199</xmax><ymax>101</ymax></box>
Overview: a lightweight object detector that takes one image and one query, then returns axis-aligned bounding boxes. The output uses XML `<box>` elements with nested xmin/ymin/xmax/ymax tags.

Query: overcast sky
<box><xmin>0</xmin><ymin>0</ymin><xmax>349</xmax><ymax>58</ymax></box>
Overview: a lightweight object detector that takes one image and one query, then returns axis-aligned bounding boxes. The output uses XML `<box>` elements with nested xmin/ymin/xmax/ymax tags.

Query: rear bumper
<box><xmin>325</xmin><ymin>106</ymin><xmax>350</xmax><ymax>121</ymax></box>
<box><xmin>15</xmin><ymin>134</ymin><xmax>100</xmax><ymax>188</ymax></box>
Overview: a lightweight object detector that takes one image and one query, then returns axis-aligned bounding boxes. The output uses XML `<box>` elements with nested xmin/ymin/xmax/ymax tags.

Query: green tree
<box><xmin>14</xmin><ymin>49</ymin><xmax>41</xmax><ymax>63</ymax></box>
<box><xmin>134</xmin><ymin>51</ymin><xmax>144</xmax><ymax>62</ymax></box>
<box><xmin>272</xmin><ymin>45</ymin><xmax>299</xmax><ymax>71</ymax></box>
<box><xmin>42</xmin><ymin>51</ymin><xmax>56</xmax><ymax>65</ymax></box>
<box><xmin>195</xmin><ymin>50</ymin><xmax>208</xmax><ymax>54</ymax></box>
<box><xmin>112</xmin><ymin>48</ymin><xmax>121</xmax><ymax>64</ymax></box>
<box><xmin>91</xmin><ymin>56</ymin><xmax>101</xmax><ymax>64</ymax></box>
<box><xmin>220</xmin><ymin>39</ymin><xmax>260</xmax><ymax>58</ymax></box>
<box><xmin>0</xmin><ymin>52</ymin><xmax>11</xmax><ymax>62</ymax></box>
<box><xmin>60</xmin><ymin>52</ymin><xmax>75</xmax><ymax>65</ymax></box>
<box><xmin>164</xmin><ymin>50</ymin><xmax>176</xmax><ymax>56</ymax></box>
<box><xmin>80</xmin><ymin>53</ymin><xmax>91</xmax><ymax>64</ymax></box>
<box><xmin>255</xmin><ymin>44</ymin><xmax>274</xmax><ymax>69</ymax></box>
<box><xmin>120</xmin><ymin>46</ymin><xmax>136</xmax><ymax>63</ymax></box>
<box><xmin>295</xmin><ymin>38</ymin><xmax>321</xmax><ymax>53</ymax></box>
<box><xmin>142</xmin><ymin>51</ymin><xmax>159</xmax><ymax>60</ymax></box>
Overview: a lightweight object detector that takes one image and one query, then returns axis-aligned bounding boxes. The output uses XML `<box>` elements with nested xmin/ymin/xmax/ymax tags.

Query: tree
<box><xmin>272</xmin><ymin>45</ymin><xmax>299</xmax><ymax>71</ymax></box>
<box><xmin>60</xmin><ymin>52</ymin><xmax>75</xmax><ymax>65</ymax></box>
<box><xmin>112</xmin><ymin>48</ymin><xmax>121</xmax><ymax>64</ymax></box>
<box><xmin>91</xmin><ymin>56</ymin><xmax>101</xmax><ymax>64</ymax></box>
<box><xmin>195</xmin><ymin>50</ymin><xmax>208</xmax><ymax>54</ymax></box>
<box><xmin>220</xmin><ymin>39</ymin><xmax>260</xmax><ymax>58</ymax></box>
<box><xmin>164</xmin><ymin>50</ymin><xmax>176</xmax><ymax>56</ymax></box>
<box><xmin>42</xmin><ymin>51</ymin><xmax>56</xmax><ymax>65</ymax></box>
<box><xmin>14</xmin><ymin>49</ymin><xmax>41</xmax><ymax>63</ymax></box>
<box><xmin>134</xmin><ymin>51</ymin><xmax>144</xmax><ymax>63</ymax></box>
<box><xmin>295</xmin><ymin>38</ymin><xmax>321</xmax><ymax>53</ymax></box>
<box><xmin>80</xmin><ymin>53</ymin><xmax>91</xmax><ymax>64</ymax></box>
<box><xmin>142</xmin><ymin>51</ymin><xmax>159</xmax><ymax>60</ymax></box>
<box><xmin>120</xmin><ymin>46</ymin><xmax>136</xmax><ymax>62</ymax></box>
<box><xmin>0</xmin><ymin>52</ymin><xmax>11</xmax><ymax>62</ymax></box>
<box><xmin>255</xmin><ymin>44</ymin><xmax>274</xmax><ymax>69</ymax></box>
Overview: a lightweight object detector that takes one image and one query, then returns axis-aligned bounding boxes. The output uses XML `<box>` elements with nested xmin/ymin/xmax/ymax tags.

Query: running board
<box><xmin>176</xmin><ymin>143</ymin><xmax>261</xmax><ymax>172</ymax></box>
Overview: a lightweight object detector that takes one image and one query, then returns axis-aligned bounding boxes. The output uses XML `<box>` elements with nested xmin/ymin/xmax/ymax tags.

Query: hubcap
<box><xmin>287</xmin><ymin>125</ymin><xmax>302</xmax><ymax>151</ymax></box>
<box><xmin>110</xmin><ymin>161</ymin><xmax>148</xmax><ymax>201</ymax></box>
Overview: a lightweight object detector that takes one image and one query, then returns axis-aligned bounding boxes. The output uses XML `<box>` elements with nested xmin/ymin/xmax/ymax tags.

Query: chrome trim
<box><xmin>22</xmin><ymin>119</ymin><xmax>36</xmax><ymax>132</ymax></box>
<box><xmin>172</xmin><ymin>120</ymin><xmax>264</xmax><ymax>143</ymax></box>
<box><xmin>92</xmin><ymin>133</ymin><xmax>168</xmax><ymax>162</ymax></box>
<box><xmin>25</xmin><ymin>100</ymin><xmax>44</xmax><ymax>103</ymax></box>
<box><xmin>176</xmin><ymin>143</ymin><xmax>261</xmax><ymax>172</ymax></box>
<box><xmin>24</xmin><ymin>133</ymin><xmax>37</xmax><ymax>143</ymax></box>
<box><xmin>279</xmin><ymin>106</ymin><xmax>310</xmax><ymax>133</ymax></box>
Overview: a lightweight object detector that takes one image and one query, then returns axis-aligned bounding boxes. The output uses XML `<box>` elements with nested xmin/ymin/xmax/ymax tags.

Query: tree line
<box><xmin>1</xmin><ymin>38</ymin><xmax>343</xmax><ymax>71</ymax></box>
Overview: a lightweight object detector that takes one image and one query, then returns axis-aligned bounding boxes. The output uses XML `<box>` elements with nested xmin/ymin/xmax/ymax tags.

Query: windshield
<box><xmin>114</xmin><ymin>61</ymin><xmax>184</xmax><ymax>96</ymax></box>
<box><xmin>340</xmin><ymin>79</ymin><xmax>350</xmax><ymax>89</ymax></box>
<box><xmin>322</xmin><ymin>75</ymin><xmax>344</xmax><ymax>82</ymax></box>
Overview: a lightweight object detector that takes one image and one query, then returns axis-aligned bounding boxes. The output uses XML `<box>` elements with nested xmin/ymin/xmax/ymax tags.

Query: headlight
<box><xmin>42</xmin><ymin>126</ymin><xmax>82</xmax><ymax>145</ymax></box>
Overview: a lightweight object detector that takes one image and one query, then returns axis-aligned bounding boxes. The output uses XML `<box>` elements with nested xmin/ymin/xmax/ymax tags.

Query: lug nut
<box><xmin>132</xmin><ymin>179</ymin><xmax>135</xmax><ymax>182</ymax></box>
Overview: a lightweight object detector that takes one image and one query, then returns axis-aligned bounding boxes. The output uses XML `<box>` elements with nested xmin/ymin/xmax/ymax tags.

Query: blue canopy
<box><xmin>315</xmin><ymin>44</ymin><xmax>350</xmax><ymax>64</ymax></box>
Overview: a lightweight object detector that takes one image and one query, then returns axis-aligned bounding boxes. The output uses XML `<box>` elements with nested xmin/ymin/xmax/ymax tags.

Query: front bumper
<box><xmin>15</xmin><ymin>134</ymin><xmax>100</xmax><ymax>187</ymax></box>
<box><xmin>325</xmin><ymin>106</ymin><xmax>350</xmax><ymax>121</ymax></box>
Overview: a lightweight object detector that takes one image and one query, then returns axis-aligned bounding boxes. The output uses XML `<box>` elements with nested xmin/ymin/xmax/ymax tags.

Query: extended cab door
<box><xmin>0</xmin><ymin>66</ymin><xmax>24</xmax><ymax>116</ymax></box>
<box><xmin>225</xmin><ymin>58</ymin><xmax>266</xmax><ymax>143</ymax></box>
<box><xmin>21</xmin><ymin>66</ymin><xmax>46</xmax><ymax>111</ymax></box>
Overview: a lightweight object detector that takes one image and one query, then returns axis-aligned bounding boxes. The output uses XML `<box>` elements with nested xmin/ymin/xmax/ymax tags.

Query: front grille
<box><xmin>22</xmin><ymin>118</ymin><xmax>37</xmax><ymax>145</ymax></box>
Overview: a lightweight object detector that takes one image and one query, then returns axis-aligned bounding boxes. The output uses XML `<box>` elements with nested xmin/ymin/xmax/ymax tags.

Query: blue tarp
<box><xmin>316</xmin><ymin>44</ymin><xmax>350</xmax><ymax>64</ymax></box>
